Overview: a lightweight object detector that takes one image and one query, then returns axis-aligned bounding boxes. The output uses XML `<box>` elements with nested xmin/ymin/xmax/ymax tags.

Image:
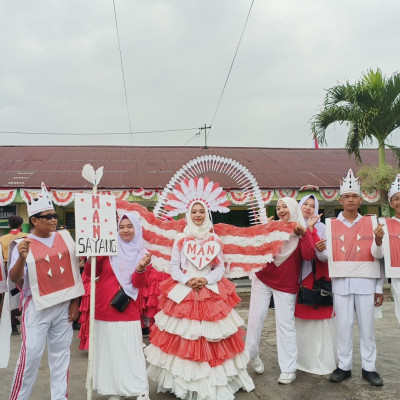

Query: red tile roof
<box><xmin>0</xmin><ymin>146</ymin><xmax>396</xmax><ymax>190</ymax></box>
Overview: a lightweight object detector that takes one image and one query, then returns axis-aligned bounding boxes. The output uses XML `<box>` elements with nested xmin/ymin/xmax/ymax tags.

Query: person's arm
<box><xmin>203</xmin><ymin>252</ymin><xmax>225</xmax><ymax>285</ymax></box>
<box><xmin>132</xmin><ymin>253</ymin><xmax>152</xmax><ymax>288</ymax></box>
<box><xmin>300</xmin><ymin>229</ymin><xmax>316</xmax><ymax>261</ymax></box>
<box><xmin>170</xmin><ymin>238</ymin><xmax>190</xmax><ymax>285</ymax></box>
<box><xmin>68</xmin><ymin>298</ymin><xmax>80</xmax><ymax>322</ymax></box>
<box><xmin>371</xmin><ymin>223</ymin><xmax>384</xmax><ymax>259</ymax></box>
<box><xmin>8</xmin><ymin>239</ymin><xmax>31</xmax><ymax>287</ymax></box>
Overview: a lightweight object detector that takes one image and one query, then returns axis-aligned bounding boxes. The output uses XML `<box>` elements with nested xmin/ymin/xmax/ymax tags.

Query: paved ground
<box><xmin>1</xmin><ymin>289</ymin><xmax>399</xmax><ymax>400</ymax></box>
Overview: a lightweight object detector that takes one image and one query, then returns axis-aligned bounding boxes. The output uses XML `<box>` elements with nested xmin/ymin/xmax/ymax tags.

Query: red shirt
<box><xmin>256</xmin><ymin>230</ymin><xmax>315</xmax><ymax>294</ymax></box>
<box><xmin>84</xmin><ymin>256</ymin><xmax>148</xmax><ymax>322</ymax></box>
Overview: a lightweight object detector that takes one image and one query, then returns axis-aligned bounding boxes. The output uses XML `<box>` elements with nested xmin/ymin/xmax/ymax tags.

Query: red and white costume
<box><xmin>326</xmin><ymin>212</ymin><xmax>383</xmax><ymax>372</ymax></box>
<box><xmin>8</xmin><ymin>230</ymin><xmax>84</xmax><ymax>400</ymax></box>
<box><xmin>246</xmin><ymin>197</ymin><xmax>315</xmax><ymax>374</ymax></box>
<box><xmin>145</xmin><ymin>201</ymin><xmax>254</xmax><ymax>400</ymax></box>
<box><xmin>0</xmin><ymin>249</ymin><xmax>12</xmax><ymax>369</ymax></box>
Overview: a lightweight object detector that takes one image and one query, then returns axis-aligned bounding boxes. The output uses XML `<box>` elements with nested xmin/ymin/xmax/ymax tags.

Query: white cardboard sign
<box><xmin>75</xmin><ymin>193</ymin><xmax>118</xmax><ymax>256</ymax></box>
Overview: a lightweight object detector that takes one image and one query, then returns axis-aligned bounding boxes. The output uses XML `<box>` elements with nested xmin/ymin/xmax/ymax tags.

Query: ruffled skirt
<box><xmin>145</xmin><ymin>277</ymin><xmax>254</xmax><ymax>400</ymax></box>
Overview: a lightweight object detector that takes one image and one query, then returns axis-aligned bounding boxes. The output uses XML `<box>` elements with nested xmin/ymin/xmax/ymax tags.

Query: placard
<box><xmin>74</xmin><ymin>193</ymin><xmax>118</xmax><ymax>256</ymax></box>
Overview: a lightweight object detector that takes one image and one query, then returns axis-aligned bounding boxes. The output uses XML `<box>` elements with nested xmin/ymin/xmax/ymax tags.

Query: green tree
<box><xmin>311</xmin><ymin>68</ymin><xmax>400</xmax><ymax>166</ymax></box>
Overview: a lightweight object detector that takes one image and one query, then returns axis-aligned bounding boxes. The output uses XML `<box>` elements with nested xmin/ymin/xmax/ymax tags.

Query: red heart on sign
<box><xmin>83</xmin><ymin>217</ymin><xmax>87</xmax><ymax>221</ymax></box>
<box><xmin>183</xmin><ymin>240</ymin><xmax>221</xmax><ymax>270</ymax></box>
<box><xmin>80</xmin><ymin>198</ymin><xmax>84</xmax><ymax>202</ymax></box>
<box><xmin>105</xmin><ymin>219</ymin><xmax>108</xmax><ymax>222</ymax></box>
<box><xmin>110</xmin><ymin>231</ymin><xmax>113</xmax><ymax>235</ymax></box>
<box><xmin>106</xmin><ymin>202</ymin><xmax>111</xmax><ymax>206</ymax></box>
<box><xmin>81</xmin><ymin>230</ymin><xmax>84</xmax><ymax>233</ymax></box>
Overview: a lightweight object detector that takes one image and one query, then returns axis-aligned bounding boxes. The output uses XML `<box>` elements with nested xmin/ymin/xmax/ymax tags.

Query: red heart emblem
<box><xmin>106</xmin><ymin>202</ymin><xmax>111</xmax><ymax>206</ymax></box>
<box><xmin>110</xmin><ymin>231</ymin><xmax>113</xmax><ymax>235</ymax></box>
<box><xmin>83</xmin><ymin>217</ymin><xmax>87</xmax><ymax>221</ymax></box>
<box><xmin>183</xmin><ymin>240</ymin><xmax>221</xmax><ymax>270</ymax></box>
<box><xmin>80</xmin><ymin>198</ymin><xmax>84</xmax><ymax>202</ymax></box>
<box><xmin>81</xmin><ymin>230</ymin><xmax>84</xmax><ymax>233</ymax></box>
<box><xmin>105</xmin><ymin>219</ymin><xmax>108</xmax><ymax>222</ymax></box>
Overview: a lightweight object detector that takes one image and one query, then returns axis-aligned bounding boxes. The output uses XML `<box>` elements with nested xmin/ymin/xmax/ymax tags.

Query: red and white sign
<box><xmin>326</xmin><ymin>215</ymin><xmax>380</xmax><ymax>278</ymax></box>
<box><xmin>75</xmin><ymin>193</ymin><xmax>118</xmax><ymax>256</ymax></box>
<box><xmin>183</xmin><ymin>240</ymin><xmax>221</xmax><ymax>270</ymax></box>
<box><xmin>379</xmin><ymin>217</ymin><xmax>400</xmax><ymax>278</ymax></box>
<box><xmin>24</xmin><ymin>230</ymin><xmax>84</xmax><ymax>310</ymax></box>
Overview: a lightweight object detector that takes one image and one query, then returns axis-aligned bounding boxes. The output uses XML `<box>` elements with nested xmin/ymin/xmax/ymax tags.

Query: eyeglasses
<box><xmin>35</xmin><ymin>213</ymin><xmax>59</xmax><ymax>220</ymax></box>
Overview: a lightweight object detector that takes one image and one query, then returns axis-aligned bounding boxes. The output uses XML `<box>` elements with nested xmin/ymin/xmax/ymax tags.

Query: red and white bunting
<box><xmin>275</xmin><ymin>189</ymin><xmax>298</xmax><ymax>199</ymax></box>
<box><xmin>299</xmin><ymin>185</ymin><xmax>320</xmax><ymax>192</ymax></box>
<box><xmin>319</xmin><ymin>188</ymin><xmax>340</xmax><ymax>201</ymax></box>
<box><xmin>51</xmin><ymin>190</ymin><xmax>75</xmax><ymax>206</ymax></box>
<box><xmin>228</xmin><ymin>191</ymin><xmax>248</xmax><ymax>205</ymax></box>
<box><xmin>141</xmin><ymin>190</ymin><xmax>158</xmax><ymax>200</ymax></box>
<box><xmin>21</xmin><ymin>189</ymin><xmax>42</xmax><ymax>204</ymax></box>
<box><xmin>0</xmin><ymin>189</ymin><xmax>17</xmax><ymax>205</ymax></box>
<box><xmin>131</xmin><ymin>188</ymin><xmax>145</xmax><ymax>197</ymax></box>
<box><xmin>98</xmin><ymin>190</ymin><xmax>131</xmax><ymax>201</ymax></box>
<box><xmin>361</xmin><ymin>189</ymin><xmax>380</xmax><ymax>203</ymax></box>
<box><xmin>261</xmin><ymin>190</ymin><xmax>274</xmax><ymax>205</ymax></box>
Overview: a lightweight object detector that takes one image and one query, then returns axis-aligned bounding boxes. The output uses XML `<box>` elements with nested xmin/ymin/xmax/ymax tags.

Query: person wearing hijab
<box><xmin>84</xmin><ymin>213</ymin><xmax>152</xmax><ymax>400</ymax></box>
<box><xmin>294</xmin><ymin>194</ymin><xmax>336</xmax><ymax>375</ymax></box>
<box><xmin>246</xmin><ymin>197</ymin><xmax>315</xmax><ymax>384</ymax></box>
<box><xmin>145</xmin><ymin>201</ymin><xmax>255</xmax><ymax>400</ymax></box>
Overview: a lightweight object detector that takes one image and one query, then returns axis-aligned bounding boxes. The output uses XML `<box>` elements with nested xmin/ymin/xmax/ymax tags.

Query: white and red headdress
<box><xmin>340</xmin><ymin>169</ymin><xmax>361</xmax><ymax>196</ymax></box>
<box><xmin>164</xmin><ymin>177</ymin><xmax>231</xmax><ymax>217</ymax></box>
<box><xmin>25</xmin><ymin>182</ymin><xmax>54</xmax><ymax>217</ymax></box>
<box><xmin>389</xmin><ymin>174</ymin><xmax>400</xmax><ymax>200</ymax></box>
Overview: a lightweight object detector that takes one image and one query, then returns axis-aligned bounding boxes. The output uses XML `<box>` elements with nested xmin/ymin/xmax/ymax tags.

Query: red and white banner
<box><xmin>116</xmin><ymin>200</ymin><xmax>295</xmax><ymax>279</ymax></box>
<box><xmin>299</xmin><ymin>185</ymin><xmax>319</xmax><ymax>192</ymax></box>
<box><xmin>23</xmin><ymin>230</ymin><xmax>84</xmax><ymax>310</ymax></box>
<box><xmin>379</xmin><ymin>217</ymin><xmax>400</xmax><ymax>278</ymax></box>
<box><xmin>228</xmin><ymin>191</ymin><xmax>248</xmax><ymax>205</ymax></box>
<box><xmin>361</xmin><ymin>189</ymin><xmax>380</xmax><ymax>203</ymax></box>
<box><xmin>261</xmin><ymin>190</ymin><xmax>274</xmax><ymax>205</ymax></box>
<box><xmin>275</xmin><ymin>189</ymin><xmax>298</xmax><ymax>199</ymax></box>
<box><xmin>319</xmin><ymin>188</ymin><xmax>340</xmax><ymax>201</ymax></box>
<box><xmin>326</xmin><ymin>216</ymin><xmax>381</xmax><ymax>278</ymax></box>
<box><xmin>51</xmin><ymin>190</ymin><xmax>75</xmax><ymax>206</ymax></box>
<box><xmin>0</xmin><ymin>190</ymin><xmax>17</xmax><ymax>206</ymax></box>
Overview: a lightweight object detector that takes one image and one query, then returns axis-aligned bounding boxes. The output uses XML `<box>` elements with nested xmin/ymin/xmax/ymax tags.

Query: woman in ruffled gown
<box><xmin>145</xmin><ymin>201</ymin><xmax>254</xmax><ymax>400</ymax></box>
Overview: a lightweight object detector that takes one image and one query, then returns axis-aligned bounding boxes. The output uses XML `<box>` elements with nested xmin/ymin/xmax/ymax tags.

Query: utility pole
<box><xmin>200</xmin><ymin>124</ymin><xmax>211</xmax><ymax>149</ymax></box>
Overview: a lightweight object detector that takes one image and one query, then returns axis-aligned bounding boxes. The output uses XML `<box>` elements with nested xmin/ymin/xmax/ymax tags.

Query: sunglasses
<box><xmin>35</xmin><ymin>213</ymin><xmax>59</xmax><ymax>220</ymax></box>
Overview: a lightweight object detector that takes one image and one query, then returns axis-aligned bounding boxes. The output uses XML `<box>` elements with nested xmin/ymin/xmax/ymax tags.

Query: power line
<box><xmin>113</xmin><ymin>0</ymin><xmax>133</xmax><ymax>143</ymax></box>
<box><xmin>0</xmin><ymin>127</ymin><xmax>199</xmax><ymax>136</ymax></box>
<box><xmin>183</xmin><ymin>130</ymin><xmax>201</xmax><ymax>146</ymax></box>
<box><xmin>208</xmin><ymin>0</ymin><xmax>255</xmax><ymax>141</ymax></box>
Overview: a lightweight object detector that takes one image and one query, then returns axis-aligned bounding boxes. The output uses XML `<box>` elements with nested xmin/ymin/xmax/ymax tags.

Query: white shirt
<box><xmin>331</xmin><ymin>212</ymin><xmax>384</xmax><ymax>295</ymax></box>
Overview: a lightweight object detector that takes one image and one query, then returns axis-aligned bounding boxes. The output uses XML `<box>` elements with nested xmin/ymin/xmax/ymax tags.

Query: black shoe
<box><xmin>329</xmin><ymin>368</ymin><xmax>351</xmax><ymax>383</ymax></box>
<box><xmin>362</xmin><ymin>369</ymin><xmax>383</xmax><ymax>386</ymax></box>
<box><xmin>142</xmin><ymin>327</ymin><xmax>150</xmax><ymax>337</ymax></box>
<box><xmin>11</xmin><ymin>325</ymin><xmax>19</xmax><ymax>336</ymax></box>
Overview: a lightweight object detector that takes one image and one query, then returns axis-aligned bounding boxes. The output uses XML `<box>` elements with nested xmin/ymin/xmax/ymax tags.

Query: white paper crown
<box><xmin>164</xmin><ymin>177</ymin><xmax>231</xmax><ymax>217</ymax></box>
<box><xmin>340</xmin><ymin>169</ymin><xmax>361</xmax><ymax>196</ymax></box>
<box><xmin>26</xmin><ymin>182</ymin><xmax>54</xmax><ymax>217</ymax></box>
<box><xmin>389</xmin><ymin>174</ymin><xmax>400</xmax><ymax>199</ymax></box>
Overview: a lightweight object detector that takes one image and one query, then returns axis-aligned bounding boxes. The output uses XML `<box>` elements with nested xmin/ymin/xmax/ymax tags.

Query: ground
<box><xmin>1</xmin><ymin>289</ymin><xmax>399</xmax><ymax>400</ymax></box>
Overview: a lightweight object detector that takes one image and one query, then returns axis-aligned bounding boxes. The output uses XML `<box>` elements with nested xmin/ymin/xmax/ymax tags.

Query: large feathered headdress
<box><xmin>164</xmin><ymin>177</ymin><xmax>231</xmax><ymax>217</ymax></box>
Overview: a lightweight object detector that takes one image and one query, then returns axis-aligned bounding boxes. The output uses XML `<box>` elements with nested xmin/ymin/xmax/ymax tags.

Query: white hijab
<box><xmin>183</xmin><ymin>201</ymin><xmax>213</xmax><ymax>240</ymax></box>
<box><xmin>110</xmin><ymin>213</ymin><xmax>144</xmax><ymax>300</ymax></box>
<box><xmin>299</xmin><ymin>194</ymin><xmax>326</xmax><ymax>278</ymax></box>
<box><xmin>273</xmin><ymin>197</ymin><xmax>306</xmax><ymax>267</ymax></box>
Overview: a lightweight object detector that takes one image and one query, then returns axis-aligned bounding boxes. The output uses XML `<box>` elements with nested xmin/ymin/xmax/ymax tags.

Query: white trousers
<box><xmin>334</xmin><ymin>293</ymin><xmax>376</xmax><ymax>372</ymax></box>
<box><xmin>9</xmin><ymin>297</ymin><xmax>72</xmax><ymax>400</ymax></box>
<box><xmin>245</xmin><ymin>276</ymin><xmax>297</xmax><ymax>373</ymax></box>
<box><xmin>392</xmin><ymin>279</ymin><xmax>400</xmax><ymax>326</ymax></box>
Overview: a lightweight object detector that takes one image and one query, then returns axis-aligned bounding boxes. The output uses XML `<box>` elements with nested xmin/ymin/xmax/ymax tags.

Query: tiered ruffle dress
<box><xmin>145</xmin><ymin>233</ymin><xmax>254</xmax><ymax>400</ymax></box>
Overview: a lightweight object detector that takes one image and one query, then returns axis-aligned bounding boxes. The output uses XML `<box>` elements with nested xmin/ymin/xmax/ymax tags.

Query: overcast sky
<box><xmin>1</xmin><ymin>0</ymin><xmax>399</xmax><ymax>149</ymax></box>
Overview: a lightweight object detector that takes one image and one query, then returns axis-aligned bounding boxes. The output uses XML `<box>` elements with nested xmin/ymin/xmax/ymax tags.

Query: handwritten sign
<box><xmin>183</xmin><ymin>240</ymin><xmax>220</xmax><ymax>270</ymax></box>
<box><xmin>74</xmin><ymin>193</ymin><xmax>118</xmax><ymax>256</ymax></box>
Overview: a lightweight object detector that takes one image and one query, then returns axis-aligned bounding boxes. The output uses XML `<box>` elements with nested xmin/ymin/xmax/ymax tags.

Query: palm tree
<box><xmin>311</xmin><ymin>68</ymin><xmax>400</xmax><ymax>166</ymax></box>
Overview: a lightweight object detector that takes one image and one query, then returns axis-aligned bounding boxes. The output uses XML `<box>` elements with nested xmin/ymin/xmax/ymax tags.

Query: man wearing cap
<box><xmin>8</xmin><ymin>183</ymin><xmax>84</xmax><ymax>400</ymax></box>
<box><xmin>326</xmin><ymin>169</ymin><xmax>384</xmax><ymax>387</ymax></box>
<box><xmin>0</xmin><ymin>216</ymin><xmax>28</xmax><ymax>335</ymax></box>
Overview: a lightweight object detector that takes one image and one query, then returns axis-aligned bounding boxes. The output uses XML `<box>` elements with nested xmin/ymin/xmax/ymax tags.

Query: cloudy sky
<box><xmin>1</xmin><ymin>0</ymin><xmax>399</xmax><ymax>148</ymax></box>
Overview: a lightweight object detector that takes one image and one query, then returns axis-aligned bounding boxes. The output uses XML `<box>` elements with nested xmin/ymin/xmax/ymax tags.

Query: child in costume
<box><xmin>145</xmin><ymin>183</ymin><xmax>254</xmax><ymax>400</ymax></box>
<box><xmin>8</xmin><ymin>183</ymin><xmax>83</xmax><ymax>400</ymax></box>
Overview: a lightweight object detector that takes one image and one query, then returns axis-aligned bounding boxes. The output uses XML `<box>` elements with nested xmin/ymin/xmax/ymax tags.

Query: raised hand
<box><xmin>315</xmin><ymin>239</ymin><xmax>327</xmax><ymax>252</ymax></box>
<box><xmin>17</xmin><ymin>239</ymin><xmax>32</xmax><ymax>260</ymax></box>
<box><xmin>294</xmin><ymin>223</ymin><xmax>306</xmax><ymax>236</ymax></box>
<box><xmin>374</xmin><ymin>223</ymin><xmax>384</xmax><ymax>246</ymax></box>
<box><xmin>137</xmin><ymin>253</ymin><xmax>152</xmax><ymax>272</ymax></box>
<box><xmin>307</xmin><ymin>213</ymin><xmax>323</xmax><ymax>231</ymax></box>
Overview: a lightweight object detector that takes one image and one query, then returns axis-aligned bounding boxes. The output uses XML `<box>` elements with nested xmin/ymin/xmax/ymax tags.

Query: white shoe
<box><xmin>137</xmin><ymin>395</ymin><xmax>151</xmax><ymax>400</ymax></box>
<box><xmin>278</xmin><ymin>372</ymin><xmax>296</xmax><ymax>384</ymax></box>
<box><xmin>250</xmin><ymin>355</ymin><xmax>264</xmax><ymax>374</ymax></box>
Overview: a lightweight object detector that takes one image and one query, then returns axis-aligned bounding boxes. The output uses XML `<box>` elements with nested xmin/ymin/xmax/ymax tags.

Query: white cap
<box><xmin>26</xmin><ymin>182</ymin><xmax>54</xmax><ymax>217</ymax></box>
<box><xmin>389</xmin><ymin>174</ymin><xmax>400</xmax><ymax>200</ymax></box>
<box><xmin>340</xmin><ymin>169</ymin><xmax>361</xmax><ymax>196</ymax></box>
